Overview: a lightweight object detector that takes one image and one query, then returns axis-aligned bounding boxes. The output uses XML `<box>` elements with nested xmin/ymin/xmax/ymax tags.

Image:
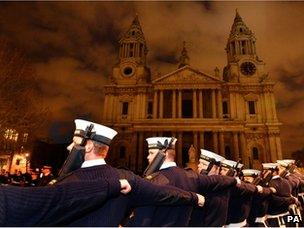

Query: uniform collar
<box><xmin>160</xmin><ymin>162</ymin><xmax>177</xmax><ymax>170</ymax></box>
<box><xmin>272</xmin><ymin>175</ymin><xmax>281</xmax><ymax>180</ymax></box>
<box><xmin>81</xmin><ymin>159</ymin><xmax>106</xmax><ymax>168</ymax></box>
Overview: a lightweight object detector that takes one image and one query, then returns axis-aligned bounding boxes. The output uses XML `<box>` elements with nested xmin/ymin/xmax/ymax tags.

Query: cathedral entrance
<box><xmin>182</xmin><ymin>90</ymin><xmax>193</xmax><ymax>118</ymax></box>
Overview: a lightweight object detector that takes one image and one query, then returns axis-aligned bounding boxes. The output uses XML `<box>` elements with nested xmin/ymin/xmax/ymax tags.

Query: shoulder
<box><xmin>147</xmin><ymin>171</ymin><xmax>170</xmax><ymax>185</ymax></box>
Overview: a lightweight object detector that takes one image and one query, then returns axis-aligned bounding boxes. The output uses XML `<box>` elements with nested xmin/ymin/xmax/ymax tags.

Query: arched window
<box><xmin>225</xmin><ymin>146</ymin><xmax>231</xmax><ymax>159</ymax></box>
<box><xmin>120</xmin><ymin>146</ymin><xmax>126</xmax><ymax>159</ymax></box>
<box><xmin>252</xmin><ymin>147</ymin><xmax>259</xmax><ymax>160</ymax></box>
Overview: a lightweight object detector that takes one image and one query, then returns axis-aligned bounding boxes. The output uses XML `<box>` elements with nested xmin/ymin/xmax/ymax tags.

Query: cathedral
<box><xmin>102</xmin><ymin>11</ymin><xmax>282</xmax><ymax>173</ymax></box>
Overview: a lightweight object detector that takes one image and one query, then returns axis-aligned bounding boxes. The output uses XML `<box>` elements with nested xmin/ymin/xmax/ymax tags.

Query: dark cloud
<box><xmin>0</xmin><ymin>2</ymin><xmax>303</xmax><ymax>155</ymax></box>
<box><xmin>277</xmin><ymin>68</ymin><xmax>304</xmax><ymax>92</ymax></box>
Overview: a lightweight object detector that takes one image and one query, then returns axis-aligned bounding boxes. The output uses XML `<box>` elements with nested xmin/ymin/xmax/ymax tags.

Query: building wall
<box><xmin>102</xmin><ymin>14</ymin><xmax>282</xmax><ymax>174</ymax></box>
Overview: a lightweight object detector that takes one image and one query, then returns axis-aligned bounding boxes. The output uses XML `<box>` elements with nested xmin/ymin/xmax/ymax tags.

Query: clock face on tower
<box><xmin>121</xmin><ymin>66</ymin><xmax>135</xmax><ymax>77</ymax></box>
<box><xmin>240</xmin><ymin>62</ymin><xmax>256</xmax><ymax>76</ymax></box>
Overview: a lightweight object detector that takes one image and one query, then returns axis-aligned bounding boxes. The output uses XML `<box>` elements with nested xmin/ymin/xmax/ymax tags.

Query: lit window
<box><xmin>4</xmin><ymin>129</ymin><xmax>18</xmax><ymax>141</ymax></box>
<box><xmin>23</xmin><ymin>133</ymin><xmax>28</xmax><ymax>142</ymax></box>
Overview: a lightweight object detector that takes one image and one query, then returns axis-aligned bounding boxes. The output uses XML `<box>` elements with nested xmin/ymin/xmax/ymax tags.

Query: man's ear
<box><xmin>85</xmin><ymin>140</ymin><xmax>94</xmax><ymax>152</ymax></box>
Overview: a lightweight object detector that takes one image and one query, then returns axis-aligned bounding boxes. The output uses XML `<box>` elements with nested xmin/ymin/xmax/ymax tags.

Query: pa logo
<box><xmin>284</xmin><ymin>215</ymin><xmax>301</xmax><ymax>223</ymax></box>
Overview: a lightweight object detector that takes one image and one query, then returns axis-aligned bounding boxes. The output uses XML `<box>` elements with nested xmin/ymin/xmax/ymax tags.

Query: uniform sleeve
<box><xmin>260</xmin><ymin>187</ymin><xmax>273</xmax><ymax>197</ymax></box>
<box><xmin>270</xmin><ymin>195</ymin><xmax>296</xmax><ymax>209</ymax></box>
<box><xmin>0</xmin><ymin>178</ymin><xmax>121</xmax><ymax>226</ymax></box>
<box><xmin>235</xmin><ymin>182</ymin><xmax>257</xmax><ymax>196</ymax></box>
<box><xmin>197</xmin><ymin>174</ymin><xmax>237</xmax><ymax>193</ymax></box>
<box><xmin>129</xmin><ymin>175</ymin><xmax>198</xmax><ymax>207</ymax></box>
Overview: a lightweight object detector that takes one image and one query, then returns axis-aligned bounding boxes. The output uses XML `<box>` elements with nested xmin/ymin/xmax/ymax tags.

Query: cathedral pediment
<box><xmin>153</xmin><ymin>66</ymin><xmax>222</xmax><ymax>84</ymax></box>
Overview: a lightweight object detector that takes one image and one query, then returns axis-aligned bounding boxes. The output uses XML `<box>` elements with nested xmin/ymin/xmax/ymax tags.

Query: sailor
<box><xmin>220</xmin><ymin>159</ymin><xmax>258</xmax><ymax>227</ymax></box>
<box><xmin>56</xmin><ymin>119</ymin><xmax>204</xmax><ymax>226</ymax></box>
<box><xmin>277</xmin><ymin>159</ymin><xmax>300</xmax><ymax>197</ymax></box>
<box><xmin>190</xmin><ymin>149</ymin><xmax>235</xmax><ymax>227</ymax></box>
<box><xmin>244</xmin><ymin>169</ymin><xmax>275</xmax><ymax>227</ymax></box>
<box><xmin>129</xmin><ymin>138</ymin><xmax>238</xmax><ymax>226</ymax></box>
<box><xmin>263</xmin><ymin>163</ymin><xmax>297</xmax><ymax>227</ymax></box>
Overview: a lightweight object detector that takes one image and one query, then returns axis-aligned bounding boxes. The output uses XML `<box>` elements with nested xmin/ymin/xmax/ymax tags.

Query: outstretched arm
<box><xmin>0</xmin><ymin>178</ymin><xmax>124</xmax><ymax>226</ymax></box>
<box><xmin>130</xmin><ymin>175</ymin><xmax>200</xmax><ymax>207</ymax></box>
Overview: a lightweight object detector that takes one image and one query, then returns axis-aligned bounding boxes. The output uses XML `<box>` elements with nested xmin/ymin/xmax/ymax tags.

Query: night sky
<box><xmin>0</xmin><ymin>2</ymin><xmax>303</xmax><ymax>156</ymax></box>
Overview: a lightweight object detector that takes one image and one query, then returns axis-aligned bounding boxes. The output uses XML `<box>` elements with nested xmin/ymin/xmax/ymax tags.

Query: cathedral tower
<box><xmin>111</xmin><ymin>15</ymin><xmax>151</xmax><ymax>85</ymax></box>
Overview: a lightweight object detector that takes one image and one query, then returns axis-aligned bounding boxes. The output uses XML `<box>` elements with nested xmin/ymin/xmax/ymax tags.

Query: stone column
<box><xmin>199</xmin><ymin>90</ymin><xmax>203</xmax><ymax>118</ymax></box>
<box><xmin>141</xmin><ymin>93</ymin><xmax>146</xmax><ymax>119</ymax></box>
<box><xmin>239</xmin><ymin>132</ymin><xmax>247</xmax><ymax>166</ymax></box>
<box><xmin>275</xmin><ymin>135</ymin><xmax>282</xmax><ymax>159</ymax></box>
<box><xmin>178</xmin><ymin>132</ymin><xmax>183</xmax><ymax>166</ymax></box>
<box><xmin>199</xmin><ymin>131</ymin><xmax>204</xmax><ymax>149</ymax></box>
<box><xmin>259</xmin><ymin>94</ymin><xmax>265</xmax><ymax>122</ymax></box>
<box><xmin>153</xmin><ymin>90</ymin><xmax>158</xmax><ymax>119</ymax></box>
<box><xmin>230</xmin><ymin>93</ymin><xmax>236</xmax><ymax>119</ymax></box>
<box><xmin>219</xmin><ymin>131</ymin><xmax>225</xmax><ymax>156</ymax></box>
<box><xmin>269</xmin><ymin>134</ymin><xmax>277</xmax><ymax>162</ymax></box>
<box><xmin>126</xmin><ymin>44</ymin><xmax>130</xmax><ymax>57</ymax></box>
<box><xmin>193</xmin><ymin>90</ymin><xmax>197</xmax><ymax>118</ymax></box>
<box><xmin>159</xmin><ymin>90</ymin><xmax>164</xmax><ymax>119</ymax></box>
<box><xmin>212</xmin><ymin>90</ymin><xmax>216</xmax><ymax>118</ymax></box>
<box><xmin>217</xmin><ymin>90</ymin><xmax>223</xmax><ymax>119</ymax></box>
<box><xmin>108</xmin><ymin>95</ymin><xmax>114</xmax><ymax>121</ymax></box>
<box><xmin>178</xmin><ymin>90</ymin><xmax>182</xmax><ymax>118</ymax></box>
<box><xmin>136</xmin><ymin>94</ymin><xmax>141</xmax><ymax>119</ymax></box>
<box><xmin>193</xmin><ymin>132</ymin><xmax>198</xmax><ymax>151</ymax></box>
<box><xmin>270</xmin><ymin>93</ymin><xmax>278</xmax><ymax>121</ymax></box>
<box><xmin>234</xmin><ymin>93</ymin><xmax>239</xmax><ymax>119</ymax></box>
<box><xmin>233</xmin><ymin>132</ymin><xmax>240</xmax><ymax>160</ymax></box>
<box><xmin>138</xmin><ymin>132</ymin><xmax>144</xmax><ymax>173</ymax></box>
<box><xmin>172</xmin><ymin>90</ymin><xmax>176</xmax><ymax>118</ymax></box>
<box><xmin>213</xmin><ymin>131</ymin><xmax>219</xmax><ymax>153</ymax></box>
<box><xmin>112</xmin><ymin>95</ymin><xmax>117</xmax><ymax>121</ymax></box>
<box><xmin>103</xmin><ymin>95</ymin><xmax>108</xmax><ymax>120</ymax></box>
<box><xmin>264</xmin><ymin>92</ymin><xmax>272</xmax><ymax>121</ymax></box>
<box><xmin>132</xmin><ymin>133</ymin><xmax>138</xmax><ymax>171</ymax></box>
<box><xmin>257</xmin><ymin>96</ymin><xmax>263</xmax><ymax>123</ymax></box>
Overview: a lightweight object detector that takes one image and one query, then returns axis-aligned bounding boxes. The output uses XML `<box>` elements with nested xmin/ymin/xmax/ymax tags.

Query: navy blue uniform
<box><xmin>285</xmin><ymin>174</ymin><xmax>300</xmax><ymax>197</ymax></box>
<box><xmin>226</xmin><ymin>182</ymin><xmax>257</xmax><ymax>225</ymax></box>
<box><xmin>190</xmin><ymin>186</ymin><xmax>232</xmax><ymax>226</ymax></box>
<box><xmin>57</xmin><ymin>164</ymin><xmax>198</xmax><ymax>226</ymax></box>
<box><xmin>130</xmin><ymin>167</ymin><xmax>237</xmax><ymax>226</ymax></box>
<box><xmin>268</xmin><ymin>177</ymin><xmax>295</xmax><ymax>215</ymax></box>
<box><xmin>247</xmin><ymin>187</ymin><xmax>272</xmax><ymax>226</ymax></box>
<box><xmin>0</xmin><ymin>179</ymin><xmax>121</xmax><ymax>226</ymax></box>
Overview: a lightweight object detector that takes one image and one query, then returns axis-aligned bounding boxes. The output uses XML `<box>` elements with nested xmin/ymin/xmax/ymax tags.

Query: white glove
<box><xmin>196</xmin><ymin>193</ymin><xmax>205</xmax><ymax>207</ymax></box>
<box><xmin>119</xmin><ymin>179</ymin><xmax>131</xmax><ymax>194</ymax></box>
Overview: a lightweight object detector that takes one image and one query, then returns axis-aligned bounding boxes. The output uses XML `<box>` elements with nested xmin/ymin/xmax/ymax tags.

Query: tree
<box><xmin>0</xmin><ymin>38</ymin><xmax>48</xmax><ymax>147</ymax></box>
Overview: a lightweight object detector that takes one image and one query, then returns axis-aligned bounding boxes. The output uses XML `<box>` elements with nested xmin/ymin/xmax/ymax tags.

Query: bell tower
<box><xmin>111</xmin><ymin>15</ymin><xmax>151</xmax><ymax>85</ymax></box>
<box><xmin>223</xmin><ymin>10</ymin><xmax>267</xmax><ymax>83</ymax></box>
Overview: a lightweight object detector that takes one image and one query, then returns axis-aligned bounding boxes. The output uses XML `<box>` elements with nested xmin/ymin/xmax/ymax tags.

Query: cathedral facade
<box><xmin>102</xmin><ymin>12</ymin><xmax>282</xmax><ymax>173</ymax></box>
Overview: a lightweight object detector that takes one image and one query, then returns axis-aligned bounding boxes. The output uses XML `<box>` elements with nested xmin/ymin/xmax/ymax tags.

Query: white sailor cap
<box><xmin>242</xmin><ymin>169</ymin><xmax>261</xmax><ymax>177</ymax></box>
<box><xmin>277</xmin><ymin>159</ymin><xmax>296</xmax><ymax>168</ymax></box>
<box><xmin>146</xmin><ymin>137</ymin><xmax>177</xmax><ymax>149</ymax></box>
<box><xmin>74</xmin><ymin>119</ymin><xmax>117</xmax><ymax>145</ymax></box>
<box><xmin>221</xmin><ymin>159</ymin><xmax>244</xmax><ymax>169</ymax></box>
<box><xmin>200</xmin><ymin>149</ymin><xmax>225</xmax><ymax>163</ymax></box>
<box><xmin>262</xmin><ymin>163</ymin><xmax>279</xmax><ymax>170</ymax></box>
<box><xmin>277</xmin><ymin>160</ymin><xmax>289</xmax><ymax>168</ymax></box>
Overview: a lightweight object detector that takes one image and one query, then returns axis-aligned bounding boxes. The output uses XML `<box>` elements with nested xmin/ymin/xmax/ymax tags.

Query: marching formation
<box><xmin>1</xmin><ymin>119</ymin><xmax>303</xmax><ymax>227</ymax></box>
